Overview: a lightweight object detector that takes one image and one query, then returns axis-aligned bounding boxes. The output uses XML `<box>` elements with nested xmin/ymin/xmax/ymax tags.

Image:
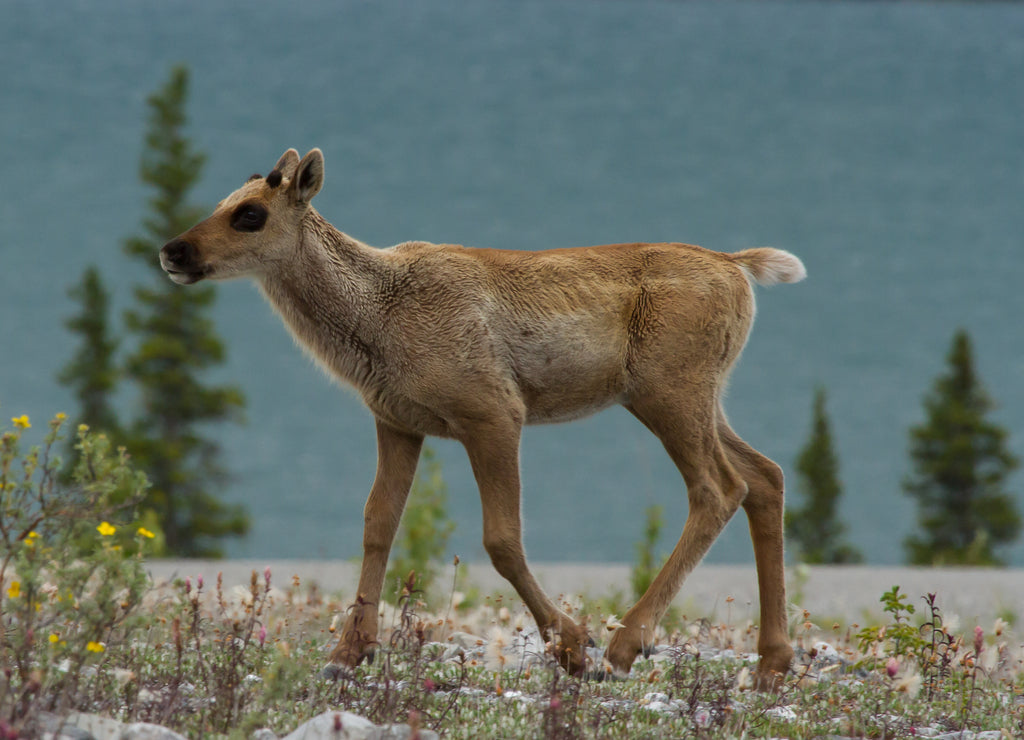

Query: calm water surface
<box><xmin>2</xmin><ymin>0</ymin><xmax>1022</xmax><ymax>564</ymax></box>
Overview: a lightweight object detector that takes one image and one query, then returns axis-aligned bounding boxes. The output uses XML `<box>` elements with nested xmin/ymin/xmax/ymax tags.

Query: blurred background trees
<box><xmin>59</xmin><ymin>65</ymin><xmax>248</xmax><ymax>557</ymax></box>
<box><xmin>785</xmin><ymin>387</ymin><xmax>862</xmax><ymax>564</ymax></box>
<box><xmin>902</xmin><ymin>329</ymin><xmax>1020</xmax><ymax>565</ymax></box>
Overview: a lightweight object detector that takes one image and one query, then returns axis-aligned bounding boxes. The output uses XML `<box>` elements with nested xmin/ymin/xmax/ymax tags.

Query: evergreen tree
<box><xmin>785</xmin><ymin>387</ymin><xmax>862</xmax><ymax>564</ymax></box>
<box><xmin>58</xmin><ymin>266</ymin><xmax>121</xmax><ymax>439</ymax></box>
<box><xmin>121</xmin><ymin>65</ymin><xmax>248</xmax><ymax>557</ymax></box>
<box><xmin>903</xmin><ymin>329</ymin><xmax>1020</xmax><ymax>565</ymax></box>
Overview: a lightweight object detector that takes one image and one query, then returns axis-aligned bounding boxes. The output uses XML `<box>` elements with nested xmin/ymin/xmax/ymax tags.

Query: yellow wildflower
<box><xmin>7</xmin><ymin>581</ymin><xmax>20</xmax><ymax>599</ymax></box>
<box><xmin>25</xmin><ymin>531</ymin><xmax>40</xmax><ymax>545</ymax></box>
<box><xmin>55</xmin><ymin>412</ymin><xmax>67</xmax><ymax>421</ymax></box>
<box><xmin>136</xmin><ymin>527</ymin><xmax>155</xmax><ymax>539</ymax></box>
<box><xmin>49</xmin><ymin>633</ymin><xmax>60</xmax><ymax>644</ymax></box>
<box><xmin>97</xmin><ymin>522</ymin><xmax>117</xmax><ymax>537</ymax></box>
<box><xmin>86</xmin><ymin>641</ymin><xmax>105</xmax><ymax>653</ymax></box>
<box><xmin>11</xmin><ymin>415</ymin><xmax>30</xmax><ymax>430</ymax></box>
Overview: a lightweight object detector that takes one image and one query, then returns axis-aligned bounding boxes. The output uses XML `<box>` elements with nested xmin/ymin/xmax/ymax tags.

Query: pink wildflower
<box><xmin>886</xmin><ymin>657</ymin><xmax>899</xmax><ymax>678</ymax></box>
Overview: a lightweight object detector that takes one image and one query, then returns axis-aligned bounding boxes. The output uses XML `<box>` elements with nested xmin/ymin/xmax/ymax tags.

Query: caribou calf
<box><xmin>161</xmin><ymin>148</ymin><xmax>805</xmax><ymax>686</ymax></box>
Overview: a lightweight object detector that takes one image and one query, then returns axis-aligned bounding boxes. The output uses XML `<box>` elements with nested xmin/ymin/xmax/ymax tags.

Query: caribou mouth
<box><xmin>164</xmin><ymin>268</ymin><xmax>206</xmax><ymax>285</ymax></box>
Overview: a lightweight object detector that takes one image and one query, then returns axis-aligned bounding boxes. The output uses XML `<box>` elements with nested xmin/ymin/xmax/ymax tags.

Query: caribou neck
<box><xmin>258</xmin><ymin>210</ymin><xmax>387</xmax><ymax>390</ymax></box>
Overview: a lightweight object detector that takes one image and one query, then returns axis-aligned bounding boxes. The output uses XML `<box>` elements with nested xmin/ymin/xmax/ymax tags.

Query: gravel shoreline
<box><xmin>144</xmin><ymin>561</ymin><xmax>1024</xmax><ymax>627</ymax></box>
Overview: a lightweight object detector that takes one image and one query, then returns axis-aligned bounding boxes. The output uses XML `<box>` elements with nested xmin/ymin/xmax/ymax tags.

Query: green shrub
<box><xmin>384</xmin><ymin>447</ymin><xmax>455</xmax><ymax>606</ymax></box>
<box><xmin>1</xmin><ymin>411</ymin><xmax>154</xmax><ymax>733</ymax></box>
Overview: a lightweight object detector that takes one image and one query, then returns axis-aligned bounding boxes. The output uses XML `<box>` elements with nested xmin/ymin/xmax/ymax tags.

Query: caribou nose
<box><xmin>160</xmin><ymin>239</ymin><xmax>196</xmax><ymax>268</ymax></box>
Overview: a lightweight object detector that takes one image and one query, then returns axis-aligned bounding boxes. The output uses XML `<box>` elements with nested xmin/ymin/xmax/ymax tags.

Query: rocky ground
<box><xmin>36</xmin><ymin>562</ymin><xmax>1021</xmax><ymax>739</ymax></box>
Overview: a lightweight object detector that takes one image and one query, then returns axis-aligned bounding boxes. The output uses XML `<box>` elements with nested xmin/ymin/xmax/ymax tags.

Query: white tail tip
<box><xmin>731</xmin><ymin>248</ymin><xmax>807</xmax><ymax>286</ymax></box>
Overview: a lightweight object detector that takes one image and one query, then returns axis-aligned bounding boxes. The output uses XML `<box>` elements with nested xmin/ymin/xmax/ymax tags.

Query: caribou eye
<box><xmin>230</xmin><ymin>202</ymin><xmax>268</xmax><ymax>232</ymax></box>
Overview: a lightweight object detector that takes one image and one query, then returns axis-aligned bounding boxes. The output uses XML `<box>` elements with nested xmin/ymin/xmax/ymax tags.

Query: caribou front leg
<box><xmin>325</xmin><ymin>420</ymin><xmax>423</xmax><ymax>674</ymax></box>
<box><xmin>462</xmin><ymin>415</ymin><xmax>593</xmax><ymax>675</ymax></box>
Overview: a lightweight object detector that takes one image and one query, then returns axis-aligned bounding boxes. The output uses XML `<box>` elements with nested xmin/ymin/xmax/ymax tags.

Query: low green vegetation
<box><xmin>3</xmin><ymin>412</ymin><xmax>1023</xmax><ymax>738</ymax></box>
<box><xmin>630</xmin><ymin>504</ymin><xmax>665</xmax><ymax>602</ymax></box>
<box><xmin>383</xmin><ymin>446</ymin><xmax>456</xmax><ymax>607</ymax></box>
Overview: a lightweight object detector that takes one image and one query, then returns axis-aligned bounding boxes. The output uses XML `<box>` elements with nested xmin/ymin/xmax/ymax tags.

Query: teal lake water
<box><xmin>2</xmin><ymin>0</ymin><xmax>1023</xmax><ymax>565</ymax></box>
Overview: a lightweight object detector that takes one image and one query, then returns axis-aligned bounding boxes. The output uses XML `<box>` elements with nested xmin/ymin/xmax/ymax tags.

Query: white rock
<box><xmin>641</xmin><ymin>691</ymin><xmax>669</xmax><ymax>705</ymax></box>
<box><xmin>121</xmin><ymin>722</ymin><xmax>190</xmax><ymax>740</ymax></box>
<box><xmin>282</xmin><ymin>712</ymin><xmax>373</xmax><ymax>740</ymax></box>
<box><xmin>644</xmin><ymin>701</ymin><xmax>677</xmax><ymax>714</ymax></box>
<box><xmin>281</xmin><ymin>711</ymin><xmax>438</xmax><ymax>740</ymax></box>
<box><xmin>62</xmin><ymin>712</ymin><xmax>124</xmax><ymax>740</ymax></box>
<box><xmin>813</xmin><ymin>641</ymin><xmax>840</xmax><ymax>661</ymax></box>
<box><xmin>764</xmin><ymin>705</ymin><xmax>798</xmax><ymax>722</ymax></box>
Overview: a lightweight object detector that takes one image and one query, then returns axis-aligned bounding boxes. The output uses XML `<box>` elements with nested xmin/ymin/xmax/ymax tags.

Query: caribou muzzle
<box><xmin>160</xmin><ymin>239</ymin><xmax>206</xmax><ymax>284</ymax></box>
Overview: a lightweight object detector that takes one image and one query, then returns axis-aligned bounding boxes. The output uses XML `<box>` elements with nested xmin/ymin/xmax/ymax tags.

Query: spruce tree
<box><xmin>785</xmin><ymin>387</ymin><xmax>862</xmax><ymax>564</ymax></box>
<box><xmin>903</xmin><ymin>329</ymin><xmax>1020</xmax><ymax>565</ymax></box>
<box><xmin>58</xmin><ymin>266</ymin><xmax>121</xmax><ymax>439</ymax></box>
<box><xmin>121</xmin><ymin>65</ymin><xmax>248</xmax><ymax>557</ymax></box>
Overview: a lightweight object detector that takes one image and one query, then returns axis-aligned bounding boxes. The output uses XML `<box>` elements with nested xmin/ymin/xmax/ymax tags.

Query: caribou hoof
<box><xmin>320</xmin><ymin>662</ymin><xmax>352</xmax><ymax>681</ymax></box>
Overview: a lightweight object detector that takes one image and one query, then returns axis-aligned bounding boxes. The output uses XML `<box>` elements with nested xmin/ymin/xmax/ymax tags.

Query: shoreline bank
<box><xmin>144</xmin><ymin>561</ymin><xmax>1024</xmax><ymax>627</ymax></box>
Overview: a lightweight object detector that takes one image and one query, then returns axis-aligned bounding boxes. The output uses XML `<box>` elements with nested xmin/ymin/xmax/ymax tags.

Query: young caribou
<box><xmin>160</xmin><ymin>148</ymin><xmax>805</xmax><ymax>687</ymax></box>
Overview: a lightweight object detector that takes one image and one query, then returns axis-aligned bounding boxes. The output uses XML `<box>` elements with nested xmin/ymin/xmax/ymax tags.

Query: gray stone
<box><xmin>120</xmin><ymin>722</ymin><xmax>189</xmax><ymax>740</ymax></box>
<box><xmin>282</xmin><ymin>711</ymin><xmax>438</xmax><ymax>740</ymax></box>
<box><xmin>58</xmin><ymin>712</ymin><xmax>124</xmax><ymax>740</ymax></box>
<box><xmin>250</xmin><ymin>730</ymin><xmax>279</xmax><ymax>740</ymax></box>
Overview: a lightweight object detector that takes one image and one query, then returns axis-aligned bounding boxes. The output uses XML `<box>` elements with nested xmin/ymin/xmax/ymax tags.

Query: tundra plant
<box><xmin>0</xmin><ymin>412</ymin><xmax>153</xmax><ymax>735</ymax></box>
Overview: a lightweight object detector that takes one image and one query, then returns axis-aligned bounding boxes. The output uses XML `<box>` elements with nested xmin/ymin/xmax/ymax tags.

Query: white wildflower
<box><xmin>485</xmin><ymin>625</ymin><xmax>512</xmax><ymax>672</ymax></box>
<box><xmin>981</xmin><ymin>644</ymin><xmax>999</xmax><ymax>673</ymax></box>
<box><xmin>734</xmin><ymin>666</ymin><xmax>754</xmax><ymax>691</ymax></box>
<box><xmin>512</xmin><ymin>610</ymin><xmax>528</xmax><ymax>633</ymax></box>
<box><xmin>895</xmin><ymin>672</ymin><xmax>922</xmax><ymax>698</ymax></box>
<box><xmin>604</xmin><ymin>614</ymin><xmax>626</xmax><ymax>632</ymax></box>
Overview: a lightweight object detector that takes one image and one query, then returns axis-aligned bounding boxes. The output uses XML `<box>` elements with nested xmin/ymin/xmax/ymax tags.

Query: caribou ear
<box><xmin>291</xmin><ymin>149</ymin><xmax>324</xmax><ymax>204</ymax></box>
<box><xmin>273</xmin><ymin>149</ymin><xmax>300</xmax><ymax>180</ymax></box>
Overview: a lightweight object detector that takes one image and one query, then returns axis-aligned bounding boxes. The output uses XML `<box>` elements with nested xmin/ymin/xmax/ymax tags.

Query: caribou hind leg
<box><xmin>605</xmin><ymin>390</ymin><xmax>749</xmax><ymax>674</ymax></box>
<box><xmin>718</xmin><ymin>409</ymin><xmax>794</xmax><ymax>688</ymax></box>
